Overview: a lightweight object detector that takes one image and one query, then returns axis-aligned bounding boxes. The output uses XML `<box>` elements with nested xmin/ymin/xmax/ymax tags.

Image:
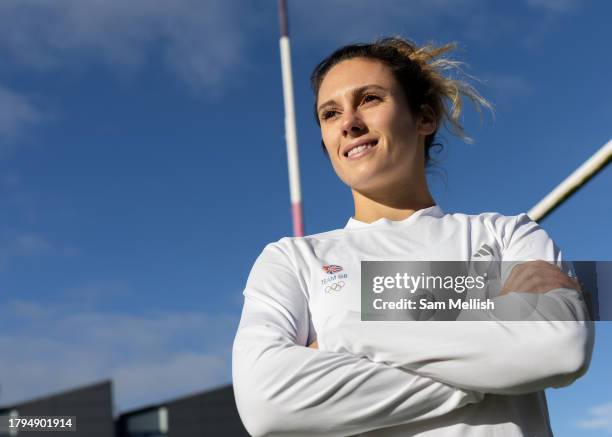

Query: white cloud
<box><xmin>577</xmin><ymin>402</ymin><xmax>612</xmax><ymax>433</ymax></box>
<box><xmin>0</xmin><ymin>231</ymin><xmax>77</xmax><ymax>271</ymax></box>
<box><xmin>0</xmin><ymin>298</ymin><xmax>238</xmax><ymax>411</ymax></box>
<box><xmin>0</xmin><ymin>0</ymin><xmax>254</xmax><ymax>92</ymax></box>
<box><xmin>63</xmin><ymin>280</ymin><xmax>130</xmax><ymax>303</ymax></box>
<box><xmin>113</xmin><ymin>352</ymin><xmax>227</xmax><ymax>408</ymax></box>
<box><xmin>7</xmin><ymin>300</ymin><xmax>49</xmax><ymax>321</ymax></box>
<box><xmin>0</xmin><ymin>1</ymin><xmax>580</xmax><ymax>96</ymax></box>
<box><xmin>14</xmin><ymin>233</ymin><xmax>52</xmax><ymax>255</ymax></box>
<box><xmin>482</xmin><ymin>73</ymin><xmax>534</xmax><ymax>100</ymax></box>
<box><xmin>0</xmin><ymin>231</ymin><xmax>52</xmax><ymax>270</ymax></box>
<box><xmin>0</xmin><ymin>84</ymin><xmax>43</xmax><ymax>145</ymax></box>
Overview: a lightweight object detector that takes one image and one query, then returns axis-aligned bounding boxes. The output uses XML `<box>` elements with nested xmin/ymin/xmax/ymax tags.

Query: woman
<box><xmin>232</xmin><ymin>37</ymin><xmax>593</xmax><ymax>436</ymax></box>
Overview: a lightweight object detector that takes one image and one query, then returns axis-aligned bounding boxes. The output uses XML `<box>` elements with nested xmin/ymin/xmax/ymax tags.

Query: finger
<box><xmin>502</xmin><ymin>261</ymin><xmax>556</xmax><ymax>289</ymax></box>
<box><xmin>523</xmin><ymin>263</ymin><xmax>581</xmax><ymax>291</ymax></box>
<box><xmin>503</xmin><ymin>264</ymin><xmax>581</xmax><ymax>294</ymax></box>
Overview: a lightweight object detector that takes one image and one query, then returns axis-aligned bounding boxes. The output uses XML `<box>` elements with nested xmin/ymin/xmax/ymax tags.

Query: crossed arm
<box><xmin>233</xmin><ymin>216</ymin><xmax>595</xmax><ymax>436</ymax></box>
<box><xmin>232</xmin><ymin>244</ymin><xmax>483</xmax><ymax>437</ymax></box>
<box><xmin>314</xmin><ymin>260</ymin><xmax>594</xmax><ymax>395</ymax></box>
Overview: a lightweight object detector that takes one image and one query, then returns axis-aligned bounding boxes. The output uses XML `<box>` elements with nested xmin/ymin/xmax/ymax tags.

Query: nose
<box><xmin>341</xmin><ymin>110</ymin><xmax>366</xmax><ymax>138</ymax></box>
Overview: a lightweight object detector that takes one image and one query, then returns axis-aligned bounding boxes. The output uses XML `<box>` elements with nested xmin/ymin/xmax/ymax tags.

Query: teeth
<box><xmin>347</xmin><ymin>142</ymin><xmax>375</xmax><ymax>157</ymax></box>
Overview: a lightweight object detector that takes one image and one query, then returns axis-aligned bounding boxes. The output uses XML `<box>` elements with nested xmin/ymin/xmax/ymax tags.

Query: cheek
<box><xmin>321</xmin><ymin>137</ymin><xmax>352</xmax><ymax>181</ymax></box>
<box><xmin>374</xmin><ymin>103</ymin><xmax>417</xmax><ymax>140</ymax></box>
<box><xmin>388</xmin><ymin>121</ymin><xmax>420</xmax><ymax>158</ymax></box>
<box><xmin>321</xmin><ymin>129</ymin><xmax>340</xmax><ymax>158</ymax></box>
<box><xmin>388</xmin><ymin>113</ymin><xmax>414</xmax><ymax>138</ymax></box>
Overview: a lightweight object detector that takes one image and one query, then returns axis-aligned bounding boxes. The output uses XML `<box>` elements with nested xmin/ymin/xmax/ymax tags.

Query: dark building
<box><xmin>0</xmin><ymin>380</ymin><xmax>114</xmax><ymax>437</ymax></box>
<box><xmin>0</xmin><ymin>381</ymin><xmax>249</xmax><ymax>437</ymax></box>
<box><xmin>116</xmin><ymin>386</ymin><xmax>248</xmax><ymax>437</ymax></box>
<box><xmin>0</xmin><ymin>381</ymin><xmax>248</xmax><ymax>437</ymax></box>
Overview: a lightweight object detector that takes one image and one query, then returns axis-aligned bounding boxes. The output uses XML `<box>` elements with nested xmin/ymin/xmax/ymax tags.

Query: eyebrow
<box><xmin>317</xmin><ymin>84</ymin><xmax>389</xmax><ymax>115</ymax></box>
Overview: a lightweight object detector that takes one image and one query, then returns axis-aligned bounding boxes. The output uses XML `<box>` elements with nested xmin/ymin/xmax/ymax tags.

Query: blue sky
<box><xmin>0</xmin><ymin>0</ymin><xmax>610</xmax><ymax>434</ymax></box>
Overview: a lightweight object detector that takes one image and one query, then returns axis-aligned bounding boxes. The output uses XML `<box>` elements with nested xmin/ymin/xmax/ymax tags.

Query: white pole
<box><xmin>528</xmin><ymin>139</ymin><xmax>612</xmax><ymax>222</ymax></box>
<box><xmin>278</xmin><ymin>0</ymin><xmax>304</xmax><ymax>236</ymax></box>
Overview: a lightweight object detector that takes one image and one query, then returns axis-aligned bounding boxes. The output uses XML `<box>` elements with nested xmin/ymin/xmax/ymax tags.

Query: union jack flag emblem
<box><xmin>323</xmin><ymin>264</ymin><xmax>343</xmax><ymax>275</ymax></box>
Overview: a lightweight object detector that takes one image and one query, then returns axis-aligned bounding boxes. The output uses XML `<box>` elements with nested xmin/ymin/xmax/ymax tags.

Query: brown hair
<box><xmin>310</xmin><ymin>36</ymin><xmax>492</xmax><ymax>166</ymax></box>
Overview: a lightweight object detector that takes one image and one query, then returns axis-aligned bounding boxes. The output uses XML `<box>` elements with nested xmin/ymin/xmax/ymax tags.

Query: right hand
<box><xmin>500</xmin><ymin>260</ymin><xmax>582</xmax><ymax>296</ymax></box>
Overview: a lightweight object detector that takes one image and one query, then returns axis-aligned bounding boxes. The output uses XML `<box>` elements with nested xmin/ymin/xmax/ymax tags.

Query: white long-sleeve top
<box><xmin>232</xmin><ymin>205</ymin><xmax>594</xmax><ymax>436</ymax></box>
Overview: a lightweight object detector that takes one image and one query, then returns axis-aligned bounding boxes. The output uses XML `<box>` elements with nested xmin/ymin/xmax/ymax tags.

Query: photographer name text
<box><xmin>373</xmin><ymin>297</ymin><xmax>495</xmax><ymax>310</ymax></box>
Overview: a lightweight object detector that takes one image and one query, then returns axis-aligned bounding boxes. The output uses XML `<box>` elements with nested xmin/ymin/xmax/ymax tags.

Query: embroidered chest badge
<box><xmin>321</xmin><ymin>264</ymin><xmax>349</xmax><ymax>293</ymax></box>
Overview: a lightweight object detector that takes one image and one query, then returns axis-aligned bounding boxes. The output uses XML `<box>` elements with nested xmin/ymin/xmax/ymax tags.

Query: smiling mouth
<box><xmin>345</xmin><ymin>140</ymin><xmax>378</xmax><ymax>158</ymax></box>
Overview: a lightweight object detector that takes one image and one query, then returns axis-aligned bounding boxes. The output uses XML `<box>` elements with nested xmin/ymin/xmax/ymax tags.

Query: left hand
<box><xmin>308</xmin><ymin>340</ymin><xmax>319</xmax><ymax>349</ymax></box>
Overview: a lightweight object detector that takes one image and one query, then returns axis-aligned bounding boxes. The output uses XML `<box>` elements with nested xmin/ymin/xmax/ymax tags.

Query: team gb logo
<box><xmin>321</xmin><ymin>264</ymin><xmax>348</xmax><ymax>293</ymax></box>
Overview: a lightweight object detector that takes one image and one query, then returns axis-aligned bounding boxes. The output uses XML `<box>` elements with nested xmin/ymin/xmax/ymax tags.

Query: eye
<box><xmin>321</xmin><ymin>110</ymin><xmax>338</xmax><ymax>120</ymax></box>
<box><xmin>362</xmin><ymin>94</ymin><xmax>380</xmax><ymax>104</ymax></box>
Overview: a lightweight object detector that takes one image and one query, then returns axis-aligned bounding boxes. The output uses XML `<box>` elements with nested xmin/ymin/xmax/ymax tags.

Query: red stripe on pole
<box><xmin>292</xmin><ymin>202</ymin><xmax>304</xmax><ymax>237</ymax></box>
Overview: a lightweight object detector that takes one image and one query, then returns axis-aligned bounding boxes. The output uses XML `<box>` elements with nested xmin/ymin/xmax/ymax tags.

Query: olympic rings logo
<box><xmin>325</xmin><ymin>281</ymin><xmax>345</xmax><ymax>293</ymax></box>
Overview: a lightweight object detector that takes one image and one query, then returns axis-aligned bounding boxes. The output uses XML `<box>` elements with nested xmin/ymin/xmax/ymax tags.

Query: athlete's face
<box><xmin>316</xmin><ymin>58</ymin><xmax>435</xmax><ymax>193</ymax></box>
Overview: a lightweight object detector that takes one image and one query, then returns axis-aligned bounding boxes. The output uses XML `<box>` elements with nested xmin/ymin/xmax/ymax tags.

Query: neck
<box><xmin>351</xmin><ymin>184</ymin><xmax>436</xmax><ymax>224</ymax></box>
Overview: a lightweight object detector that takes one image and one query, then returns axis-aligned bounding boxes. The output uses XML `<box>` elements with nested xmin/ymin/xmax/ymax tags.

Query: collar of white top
<box><xmin>344</xmin><ymin>205</ymin><xmax>445</xmax><ymax>229</ymax></box>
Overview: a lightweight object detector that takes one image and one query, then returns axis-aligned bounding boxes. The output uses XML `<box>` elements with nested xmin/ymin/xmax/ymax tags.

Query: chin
<box><xmin>342</xmin><ymin>164</ymin><xmax>393</xmax><ymax>190</ymax></box>
<box><xmin>345</xmin><ymin>174</ymin><xmax>388</xmax><ymax>193</ymax></box>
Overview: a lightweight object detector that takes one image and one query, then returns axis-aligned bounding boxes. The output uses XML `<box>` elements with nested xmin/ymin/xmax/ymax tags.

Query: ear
<box><xmin>417</xmin><ymin>105</ymin><xmax>437</xmax><ymax>136</ymax></box>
